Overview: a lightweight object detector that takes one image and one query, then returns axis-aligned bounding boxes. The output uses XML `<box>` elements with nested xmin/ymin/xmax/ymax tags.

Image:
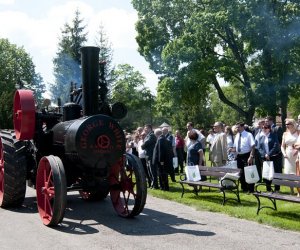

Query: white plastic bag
<box><xmin>185</xmin><ymin>165</ymin><xmax>201</xmax><ymax>182</ymax></box>
<box><xmin>220</xmin><ymin>172</ymin><xmax>240</xmax><ymax>187</ymax></box>
<box><xmin>173</xmin><ymin>157</ymin><xmax>178</xmax><ymax>169</ymax></box>
<box><xmin>262</xmin><ymin>161</ymin><xmax>274</xmax><ymax>181</ymax></box>
<box><xmin>244</xmin><ymin>165</ymin><xmax>260</xmax><ymax>184</ymax></box>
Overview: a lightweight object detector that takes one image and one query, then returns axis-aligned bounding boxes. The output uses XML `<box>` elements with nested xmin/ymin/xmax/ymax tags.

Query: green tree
<box><xmin>111</xmin><ymin>64</ymin><xmax>154</xmax><ymax>131</ymax></box>
<box><xmin>132</xmin><ymin>0</ymin><xmax>300</xmax><ymax>125</ymax></box>
<box><xmin>209</xmin><ymin>84</ymin><xmax>246</xmax><ymax>125</ymax></box>
<box><xmin>155</xmin><ymin>75</ymin><xmax>214</xmax><ymax>131</ymax></box>
<box><xmin>0</xmin><ymin>38</ymin><xmax>45</xmax><ymax>128</ymax></box>
<box><xmin>94</xmin><ymin>23</ymin><xmax>115</xmax><ymax>97</ymax></box>
<box><xmin>51</xmin><ymin>9</ymin><xmax>87</xmax><ymax>103</ymax></box>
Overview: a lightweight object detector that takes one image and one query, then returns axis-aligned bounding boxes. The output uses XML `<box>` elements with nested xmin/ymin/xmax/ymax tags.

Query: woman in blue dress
<box><xmin>187</xmin><ymin>130</ymin><xmax>204</xmax><ymax>166</ymax></box>
<box><xmin>186</xmin><ymin>130</ymin><xmax>205</xmax><ymax>181</ymax></box>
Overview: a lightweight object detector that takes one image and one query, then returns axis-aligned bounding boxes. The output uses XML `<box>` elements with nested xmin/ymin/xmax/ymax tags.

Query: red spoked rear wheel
<box><xmin>110</xmin><ymin>154</ymin><xmax>147</xmax><ymax>217</ymax></box>
<box><xmin>13</xmin><ymin>90</ymin><xmax>36</xmax><ymax>140</ymax></box>
<box><xmin>36</xmin><ymin>155</ymin><xmax>67</xmax><ymax>226</ymax></box>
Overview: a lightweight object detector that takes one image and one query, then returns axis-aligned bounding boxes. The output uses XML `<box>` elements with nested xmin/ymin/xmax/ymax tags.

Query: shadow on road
<box><xmin>10</xmin><ymin>192</ymin><xmax>215</xmax><ymax>237</ymax></box>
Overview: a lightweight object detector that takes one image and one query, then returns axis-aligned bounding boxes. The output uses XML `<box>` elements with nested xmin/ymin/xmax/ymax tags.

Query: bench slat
<box><xmin>180</xmin><ymin>180</ymin><xmax>221</xmax><ymax>189</ymax></box>
<box><xmin>272</xmin><ymin>179</ymin><xmax>300</xmax><ymax>188</ymax></box>
<box><xmin>254</xmin><ymin>192</ymin><xmax>300</xmax><ymax>203</ymax></box>
<box><xmin>199</xmin><ymin>166</ymin><xmax>241</xmax><ymax>174</ymax></box>
<box><xmin>200</xmin><ymin>171</ymin><xmax>225</xmax><ymax>178</ymax></box>
<box><xmin>274</xmin><ymin>173</ymin><xmax>300</xmax><ymax>182</ymax></box>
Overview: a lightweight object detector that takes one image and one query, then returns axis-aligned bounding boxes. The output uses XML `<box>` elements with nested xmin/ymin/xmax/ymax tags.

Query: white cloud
<box><xmin>90</xmin><ymin>8</ymin><xmax>138</xmax><ymax>49</ymax></box>
<box><xmin>0</xmin><ymin>0</ymin><xmax>14</xmax><ymax>5</ymax></box>
<box><xmin>0</xmin><ymin>1</ymin><xmax>158</xmax><ymax>93</ymax></box>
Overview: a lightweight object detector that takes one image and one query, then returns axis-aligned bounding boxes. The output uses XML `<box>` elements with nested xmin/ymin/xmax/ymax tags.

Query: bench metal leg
<box><xmin>221</xmin><ymin>189</ymin><xmax>226</xmax><ymax>205</ymax></box>
<box><xmin>180</xmin><ymin>182</ymin><xmax>185</xmax><ymax>198</ymax></box>
<box><xmin>254</xmin><ymin>195</ymin><xmax>261</xmax><ymax>215</ymax></box>
<box><xmin>222</xmin><ymin>188</ymin><xmax>241</xmax><ymax>205</ymax></box>
<box><xmin>234</xmin><ymin>189</ymin><xmax>241</xmax><ymax>203</ymax></box>
<box><xmin>254</xmin><ymin>194</ymin><xmax>277</xmax><ymax>215</ymax></box>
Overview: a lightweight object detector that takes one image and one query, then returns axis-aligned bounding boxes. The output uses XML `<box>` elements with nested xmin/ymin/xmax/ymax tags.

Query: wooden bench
<box><xmin>179</xmin><ymin>166</ymin><xmax>241</xmax><ymax>205</ymax></box>
<box><xmin>253</xmin><ymin>173</ymin><xmax>300</xmax><ymax>214</ymax></box>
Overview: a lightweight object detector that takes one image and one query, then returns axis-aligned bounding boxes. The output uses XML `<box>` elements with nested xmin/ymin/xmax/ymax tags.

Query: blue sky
<box><xmin>0</xmin><ymin>0</ymin><xmax>158</xmax><ymax>94</ymax></box>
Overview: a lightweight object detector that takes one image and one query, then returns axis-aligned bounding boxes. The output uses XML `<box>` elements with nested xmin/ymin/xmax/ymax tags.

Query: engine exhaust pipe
<box><xmin>80</xmin><ymin>46</ymin><xmax>100</xmax><ymax>116</ymax></box>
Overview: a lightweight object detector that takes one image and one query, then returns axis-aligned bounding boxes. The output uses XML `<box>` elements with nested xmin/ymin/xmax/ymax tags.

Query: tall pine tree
<box><xmin>51</xmin><ymin>9</ymin><xmax>87</xmax><ymax>103</ymax></box>
<box><xmin>94</xmin><ymin>23</ymin><xmax>115</xmax><ymax>98</ymax></box>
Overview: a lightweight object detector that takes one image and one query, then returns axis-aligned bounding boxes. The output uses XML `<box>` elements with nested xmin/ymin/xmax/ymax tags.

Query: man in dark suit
<box><xmin>152</xmin><ymin>128</ymin><xmax>170</xmax><ymax>191</ymax></box>
<box><xmin>265</xmin><ymin>116</ymin><xmax>283</xmax><ymax>144</ymax></box>
<box><xmin>141</xmin><ymin>124</ymin><xmax>158</xmax><ymax>189</ymax></box>
<box><xmin>162</xmin><ymin>127</ymin><xmax>176</xmax><ymax>182</ymax></box>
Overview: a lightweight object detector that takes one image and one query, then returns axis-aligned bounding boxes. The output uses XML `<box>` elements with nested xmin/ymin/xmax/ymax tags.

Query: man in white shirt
<box><xmin>231</xmin><ymin>122</ymin><xmax>256</xmax><ymax>193</ymax></box>
<box><xmin>185</xmin><ymin>122</ymin><xmax>205</xmax><ymax>149</ymax></box>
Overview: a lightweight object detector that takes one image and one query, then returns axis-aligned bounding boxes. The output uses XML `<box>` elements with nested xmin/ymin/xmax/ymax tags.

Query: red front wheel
<box><xmin>110</xmin><ymin>154</ymin><xmax>147</xmax><ymax>217</ymax></box>
<box><xmin>36</xmin><ymin>155</ymin><xmax>67</xmax><ymax>226</ymax></box>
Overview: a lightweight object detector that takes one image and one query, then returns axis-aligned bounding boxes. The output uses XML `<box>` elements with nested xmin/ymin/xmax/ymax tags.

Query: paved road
<box><xmin>0</xmin><ymin>187</ymin><xmax>299</xmax><ymax>250</ymax></box>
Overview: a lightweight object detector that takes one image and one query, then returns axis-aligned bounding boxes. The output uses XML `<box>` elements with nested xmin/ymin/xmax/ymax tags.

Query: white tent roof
<box><xmin>159</xmin><ymin>122</ymin><xmax>170</xmax><ymax>128</ymax></box>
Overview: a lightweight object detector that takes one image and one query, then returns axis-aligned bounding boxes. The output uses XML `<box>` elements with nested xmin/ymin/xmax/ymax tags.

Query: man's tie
<box><xmin>237</xmin><ymin>133</ymin><xmax>241</xmax><ymax>153</ymax></box>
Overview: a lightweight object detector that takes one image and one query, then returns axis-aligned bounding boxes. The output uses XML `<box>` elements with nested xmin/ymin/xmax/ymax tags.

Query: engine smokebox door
<box><xmin>65</xmin><ymin>115</ymin><xmax>125</xmax><ymax>168</ymax></box>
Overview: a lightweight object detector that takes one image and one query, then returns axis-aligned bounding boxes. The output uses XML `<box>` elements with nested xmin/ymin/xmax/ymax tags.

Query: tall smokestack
<box><xmin>80</xmin><ymin>46</ymin><xmax>100</xmax><ymax>116</ymax></box>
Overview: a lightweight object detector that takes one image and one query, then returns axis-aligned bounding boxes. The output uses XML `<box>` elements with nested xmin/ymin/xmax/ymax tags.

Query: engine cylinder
<box><xmin>63</xmin><ymin>103</ymin><xmax>82</xmax><ymax>121</ymax></box>
<box><xmin>52</xmin><ymin>114</ymin><xmax>125</xmax><ymax>170</ymax></box>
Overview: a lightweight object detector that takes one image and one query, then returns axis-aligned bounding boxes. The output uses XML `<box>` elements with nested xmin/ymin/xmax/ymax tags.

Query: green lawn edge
<box><xmin>147</xmin><ymin>178</ymin><xmax>300</xmax><ymax>232</ymax></box>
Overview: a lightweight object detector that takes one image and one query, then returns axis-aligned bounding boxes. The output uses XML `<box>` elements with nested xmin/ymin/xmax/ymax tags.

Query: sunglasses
<box><xmin>286</xmin><ymin>123</ymin><xmax>292</xmax><ymax>126</ymax></box>
<box><xmin>263</xmin><ymin>127</ymin><xmax>270</xmax><ymax>129</ymax></box>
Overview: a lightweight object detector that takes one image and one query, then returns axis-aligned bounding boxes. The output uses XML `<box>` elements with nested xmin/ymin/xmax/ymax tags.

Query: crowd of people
<box><xmin>125</xmin><ymin>115</ymin><xmax>300</xmax><ymax>196</ymax></box>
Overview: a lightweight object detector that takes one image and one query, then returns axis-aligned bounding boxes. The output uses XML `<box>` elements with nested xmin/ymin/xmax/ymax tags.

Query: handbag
<box><xmin>226</xmin><ymin>160</ymin><xmax>237</xmax><ymax>169</ymax></box>
<box><xmin>173</xmin><ymin>157</ymin><xmax>178</xmax><ymax>169</ymax></box>
<box><xmin>220</xmin><ymin>172</ymin><xmax>240</xmax><ymax>187</ymax></box>
<box><xmin>185</xmin><ymin>164</ymin><xmax>201</xmax><ymax>181</ymax></box>
<box><xmin>244</xmin><ymin>165</ymin><xmax>260</xmax><ymax>184</ymax></box>
<box><xmin>262</xmin><ymin>161</ymin><xmax>274</xmax><ymax>181</ymax></box>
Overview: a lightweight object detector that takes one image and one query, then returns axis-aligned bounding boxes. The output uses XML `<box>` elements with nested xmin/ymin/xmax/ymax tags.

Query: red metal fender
<box><xmin>13</xmin><ymin>90</ymin><xmax>36</xmax><ymax>140</ymax></box>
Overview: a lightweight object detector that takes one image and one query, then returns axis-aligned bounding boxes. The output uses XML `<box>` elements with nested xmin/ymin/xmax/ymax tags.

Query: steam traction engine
<box><xmin>0</xmin><ymin>46</ymin><xmax>147</xmax><ymax>226</ymax></box>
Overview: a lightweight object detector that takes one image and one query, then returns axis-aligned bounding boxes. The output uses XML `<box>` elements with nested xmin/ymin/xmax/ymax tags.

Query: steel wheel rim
<box><xmin>36</xmin><ymin>157</ymin><xmax>55</xmax><ymax>225</ymax></box>
<box><xmin>0</xmin><ymin>138</ymin><xmax>4</xmax><ymax>202</ymax></box>
<box><xmin>110</xmin><ymin>160</ymin><xmax>137</xmax><ymax>217</ymax></box>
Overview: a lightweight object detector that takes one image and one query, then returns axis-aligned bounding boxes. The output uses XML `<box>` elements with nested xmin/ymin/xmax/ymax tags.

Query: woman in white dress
<box><xmin>293</xmin><ymin>130</ymin><xmax>300</xmax><ymax>197</ymax></box>
<box><xmin>281</xmin><ymin>118</ymin><xmax>299</xmax><ymax>194</ymax></box>
<box><xmin>225</xmin><ymin>126</ymin><xmax>236</xmax><ymax>161</ymax></box>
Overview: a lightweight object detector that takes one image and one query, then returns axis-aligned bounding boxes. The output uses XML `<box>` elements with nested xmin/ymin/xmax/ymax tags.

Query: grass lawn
<box><xmin>147</xmin><ymin>174</ymin><xmax>300</xmax><ymax>232</ymax></box>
